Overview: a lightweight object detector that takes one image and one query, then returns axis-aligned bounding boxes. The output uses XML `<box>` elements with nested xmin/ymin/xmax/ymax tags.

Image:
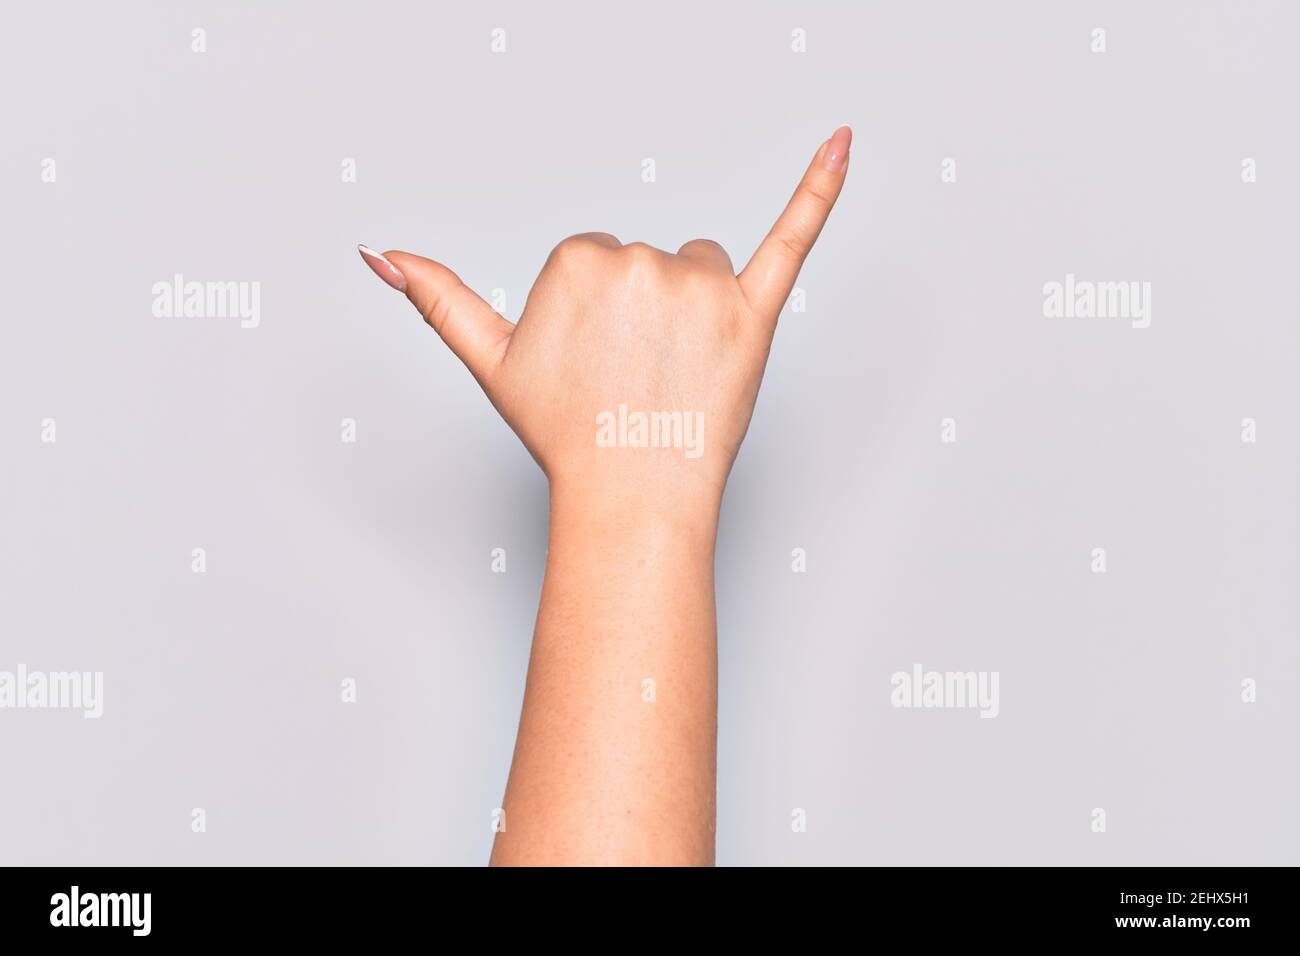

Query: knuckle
<box><xmin>772</xmin><ymin>232</ymin><xmax>809</xmax><ymax>261</ymax></box>
<box><xmin>549</xmin><ymin>235</ymin><xmax>586</xmax><ymax>260</ymax></box>
<box><xmin>619</xmin><ymin>241</ymin><xmax>663</xmax><ymax>275</ymax></box>
<box><xmin>548</xmin><ymin>233</ymin><xmax>619</xmax><ymax>271</ymax></box>
<box><xmin>418</xmin><ymin>271</ymin><xmax>467</xmax><ymax>335</ymax></box>
<box><xmin>546</xmin><ymin>237</ymin><xmax>594</xmax><ymax>273</ymax></box>
<box><xmin>420</xmin><ymin>295</ymin><xmax>453</xmax><ymax>335</ymax></box>
<box><xmin>682</xmin><ymin>238</ymin><xmax>731</xmax><ymax>261</ymax></box>
<box><xmin>800</xmin><ymin>180</ymin><xmax>836</xmax><ymax>207</ymax></box>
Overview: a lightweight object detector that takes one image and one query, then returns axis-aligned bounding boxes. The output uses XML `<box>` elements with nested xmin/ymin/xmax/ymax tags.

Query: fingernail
<box><xmin>358</xmin><ymin>244</ymin><xmax>407</xmax><ymax>293</ymax></box>
<box><xmin>822</xmin><ymin>125</ymin><xmax>852</xmax><ymax>172</ymax></box>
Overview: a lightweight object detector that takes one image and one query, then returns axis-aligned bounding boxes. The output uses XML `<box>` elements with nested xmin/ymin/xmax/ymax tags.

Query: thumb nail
<box><xmin>358</xmin><ymin>244</ymin><xmax>407</xmax><ymax>293</ymax></box>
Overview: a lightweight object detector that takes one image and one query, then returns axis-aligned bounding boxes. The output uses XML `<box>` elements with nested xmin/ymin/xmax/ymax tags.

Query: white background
<box><xmin>1</xmin><ymin>1</ymin><xmax>1296</xmax><ymax>864</ymax></box>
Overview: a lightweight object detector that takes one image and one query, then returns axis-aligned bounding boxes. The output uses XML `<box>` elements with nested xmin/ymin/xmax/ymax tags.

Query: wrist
<box><xmin>547</xmin><ymin>479</ymin><xmax>721</xmax><ymax>555</ymax></box>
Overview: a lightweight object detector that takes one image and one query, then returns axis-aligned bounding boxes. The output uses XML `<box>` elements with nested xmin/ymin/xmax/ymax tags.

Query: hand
<box><xmin>360</xmin><ymin>128</ymin><xmax>851</xmax><ymax>864</ymax></box>
<box><xmin>359</xmin><ymin>126</ymin><xmax>851</xmax><ymax>524</ymax></box>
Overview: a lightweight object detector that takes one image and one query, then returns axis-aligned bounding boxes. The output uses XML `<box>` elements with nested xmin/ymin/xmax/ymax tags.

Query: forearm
<box><xmin>489</xmin><ymin>486</ymin><xmax>719</xmax><ymax>865</ymax></box>
<box><xmin>361</xmin><ymin>127</ymin><xmax>851</xmax><ymax>867</ymax></box>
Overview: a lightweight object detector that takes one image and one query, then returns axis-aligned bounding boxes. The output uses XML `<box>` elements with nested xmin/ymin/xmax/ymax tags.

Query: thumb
<box><xmin>359</xmin><ymin>244</ymin><xmax>513</xmax><ymax>388</ymax></box>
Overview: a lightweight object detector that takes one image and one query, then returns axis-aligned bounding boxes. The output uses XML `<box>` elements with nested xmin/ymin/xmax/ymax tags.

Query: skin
<box><xmin>362</xmin><ymin>126</ymin><xmax>851</xmax><ymax>865</ymax></box>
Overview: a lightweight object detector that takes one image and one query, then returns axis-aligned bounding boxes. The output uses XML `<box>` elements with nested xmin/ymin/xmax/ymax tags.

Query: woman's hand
<box><xmin>360</xmin><ymin>126</ymin><xmax>850</xmax><ymax>865</ymax></box>
<box><xmin>360</xmin><ymin>126</ymin><xmax>850</xmax><ymax>522</ymax></box>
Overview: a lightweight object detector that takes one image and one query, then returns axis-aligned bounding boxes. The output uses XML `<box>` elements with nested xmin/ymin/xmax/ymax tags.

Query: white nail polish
<box><xmin>358</xmin><ymin>244</ymin><xmax>407</xmax><ymax>293</ymax></box>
